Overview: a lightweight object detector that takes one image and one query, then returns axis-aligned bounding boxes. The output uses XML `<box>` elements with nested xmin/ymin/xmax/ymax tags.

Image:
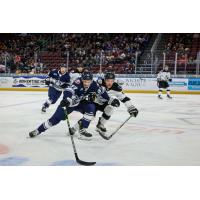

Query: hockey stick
<box><xmin>65</xmin><ymin>110</ymin><xmax>96</xmax><ymax>166</ymax></box>
<box><xmin>98</xmin><ymin>115</ymin><xmax>133</xmax><ymax>140</ymax></box>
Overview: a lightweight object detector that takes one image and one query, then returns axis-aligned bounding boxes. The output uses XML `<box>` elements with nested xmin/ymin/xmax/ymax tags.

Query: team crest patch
<box><xmin>75</xmin><ymin>79</ymin><xmax>81</xmax><ymax>84</ymax></box>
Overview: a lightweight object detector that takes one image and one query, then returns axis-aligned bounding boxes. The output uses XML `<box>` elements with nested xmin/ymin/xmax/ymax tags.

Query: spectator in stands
<box><xmin>0</xmin><ymin>33</ymin><xmax>152</xmax><ymax>74</ymax></box>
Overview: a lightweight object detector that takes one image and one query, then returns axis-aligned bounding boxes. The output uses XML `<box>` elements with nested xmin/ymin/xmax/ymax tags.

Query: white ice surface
<box><xmin>0</xmin><ymin>91</ymin><xmax>200</xmax><ymax>166</ymax></box>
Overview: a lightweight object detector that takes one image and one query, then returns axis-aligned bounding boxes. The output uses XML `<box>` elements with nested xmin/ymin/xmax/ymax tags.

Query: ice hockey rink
<box><xmin>0</xmin><ymin>91</ymin><xmax>200</xmax><ymax>166</ymax></box>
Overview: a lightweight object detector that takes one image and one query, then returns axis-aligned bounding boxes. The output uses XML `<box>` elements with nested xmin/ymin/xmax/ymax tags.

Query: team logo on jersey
<box><xmin>97</xmin><ymin>78</ymin><xmax>103</xmax><ymax>85</ymax></box>
<box><xmin>75</xmin><ymin>79</ymin><xmax>81</xmax><ymax>84</ymax></box>
<box><xmin>98</xmin><ymin>87</ymin><xmax>104</xmax><ymax>94</ymax></box>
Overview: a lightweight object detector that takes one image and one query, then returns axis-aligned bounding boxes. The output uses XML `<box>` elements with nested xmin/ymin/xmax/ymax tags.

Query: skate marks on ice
<box><xmin>178</xmin><ymin>118</ymin><xmax>200</xmax><ymax>126</ymax></box>
<box><xmin>1</xmin><ymin>92</ymin><xmax>200</xmax><ymax>165</ymax></box>
<box><xmin>0</xmin><ymin>100</ymin><xmax>43</xmax><ymax>109</ymax></box>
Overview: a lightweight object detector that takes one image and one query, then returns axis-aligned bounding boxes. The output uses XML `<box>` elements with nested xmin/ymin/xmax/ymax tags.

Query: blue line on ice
<box><xmin>51</xmin><ymin>160</ymin><xmax>120</xmax><ymax>166</ymax></box>
<box><xmin>0</xmin><ymin>156</ymin><xmax>29</xmax><ymax>166</ymax></box>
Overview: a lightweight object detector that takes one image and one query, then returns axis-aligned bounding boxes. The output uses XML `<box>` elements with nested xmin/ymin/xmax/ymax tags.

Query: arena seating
<box><xmin>0</xmin><ymin>33</ymin><xmax>199</xmax><ymax>74</ymax></box>
<box><xmin>39</xmin><ymin>33</ymin><xmax>151</xmax><ymax>74</ymax></box>
<box><xmin>156</xmin><ymin>34</ymin><xmax>200</xmax><ymax>74</ymax></box>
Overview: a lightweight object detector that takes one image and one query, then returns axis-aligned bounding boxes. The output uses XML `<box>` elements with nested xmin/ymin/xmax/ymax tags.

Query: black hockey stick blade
<box><xmin>75</xmin><ymin>153</ymin><xmax>96</xmax><ymax>166</ymax></box>
<box><xmin>65</xmin><ymin>110</ymin><xmax>96</xmax><ymax>166</ymax></box>
<box><xmin>98</xmin><ymin>131</ymin><xmax>110</xmax><ymax>140</ymax></box>
<box><xmin>98</xmin><ymin>115</ymin><xmax>133</xmax><ymax>140</ymax></box>
<box><xmin>69</xmin><ymin>134</ymin><xmax>96</xmax><ymax>166</ymax></box>
<box><xmin>108</xmin><ymin>115</ymin><xmax>133</xmax><ymax>139</ymax></box>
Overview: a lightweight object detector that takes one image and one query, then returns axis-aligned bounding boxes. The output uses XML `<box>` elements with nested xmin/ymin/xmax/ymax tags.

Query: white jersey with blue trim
<box><xmin>96</xmin><ymin>77</ymin><xmax>134</xmax><ymax>109</ymax></box>
<box><xmin>69</xmin><ymin>72</ymin><xmax>82</xmax><ymax>84</ymax></box>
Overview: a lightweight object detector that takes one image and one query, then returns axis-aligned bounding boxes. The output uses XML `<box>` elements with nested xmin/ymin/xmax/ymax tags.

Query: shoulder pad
<box><xmin>51</xmin><ymin>69</ymin><xmax>59</xmax><ymax>75</ymax></box>
<box><xmin>111</xmin><ymin>82</ymin><xmax>122</xmax><ymax>92</ymax></box>
<box><xmin>48</xmin><ymin>70</ymin><xmax>55</xmax><ymax>76</ymax></box>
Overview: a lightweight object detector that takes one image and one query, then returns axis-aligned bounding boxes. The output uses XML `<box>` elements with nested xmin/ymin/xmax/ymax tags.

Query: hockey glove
<box><xmin>128</xmin><ymin>106</ymin><xmax>139</xmax><ymax>117</ymax></box>
<box><xmin>45</xmin><ymin>80</ymin><xmax>50</xmax><ymax>86</ymax></box>
<box><xmin>45</xmin><ymin>78</ymin><xmax>51</xmax><ymax>86</ymax></box>
<box><xmin>110</xmin><ymin>98</ymin><xmax>120</xmax><ymax>107</ymax></box>
<box><xmin>45</xmin><ymin>77</ymin><xmax>57</xmax><ymax>85</ymax></box>
<box><xmin>60</xmin><ymin>82</ymin><xmax>70</xmax><ymax>89</ymax></box>
<box><xmin>84</xmin><ymin>92</ymin><xmax>97</xmax><ymax>102</ymax></box>
<box><xmin>60</xmin><ymin>98</ymin><xmax>70</xmax><ymax>108</ymax></box>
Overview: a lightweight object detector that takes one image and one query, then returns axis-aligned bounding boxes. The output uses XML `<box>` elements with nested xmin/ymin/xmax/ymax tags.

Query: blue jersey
<box><xmin>47</xmin><ymin>69</ymin><xmax>71</xmax><ymax>91</ymax></box>
<box><xmin>63</xmin><ymin>78</ymin><xmax>110</xmax><ymax>107</ymax></box>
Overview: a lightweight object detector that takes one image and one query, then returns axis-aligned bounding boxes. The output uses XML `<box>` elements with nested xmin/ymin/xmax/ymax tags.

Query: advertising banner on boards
<box><xmin>12</xmin><ymin>76</ymin><xmax>47</xmax><ymax>88</ymax></box>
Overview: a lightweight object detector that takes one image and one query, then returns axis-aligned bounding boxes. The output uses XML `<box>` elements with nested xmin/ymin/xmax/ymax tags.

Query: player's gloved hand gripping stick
<box><xmin>64</xmin><ymin>108</ymin><xmax>96</xmax><ymax>166</ymax></box>
<box><xmin>99</xmin><ymin>106</ymin><xmax>138</xmax><ymax>140</ymax></box>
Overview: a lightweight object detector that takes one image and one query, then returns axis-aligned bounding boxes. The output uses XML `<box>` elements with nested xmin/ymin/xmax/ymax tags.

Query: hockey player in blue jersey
<box><xmin>29</xmin><ymin>71</ymin><xmax>120</xmax><ymax>140</ymax></box>
<box><xmin>41</xmin><ymin>64</ymin><xmax>71</xmax><ymax>113</ymax></box>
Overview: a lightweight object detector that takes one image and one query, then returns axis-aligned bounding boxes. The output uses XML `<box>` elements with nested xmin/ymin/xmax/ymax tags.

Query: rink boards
<box><xmin>0</xmin><ymin>75</ymin><xmax>200</xmax><ymax>94</ymax></box>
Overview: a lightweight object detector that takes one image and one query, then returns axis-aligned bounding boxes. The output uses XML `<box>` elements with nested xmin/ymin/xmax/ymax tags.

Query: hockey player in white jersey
<box><xmin>157</xmin><ymin>65</ymin><xmax>172</xmax><ymax>99</ymax></box>
<box><xmin>69</xmin><ymin>71</ymin><xmax>138</xmax><ymax>137</ymax></box>
<box><xmin>95</xmin><ymin>72</ymin><xmax>139</xmax><ymax>134</ymax></box>
<box><xmin>69</xmin><ymin>66</ymin><xmax>85</xmax><ymax>83</ymax></box>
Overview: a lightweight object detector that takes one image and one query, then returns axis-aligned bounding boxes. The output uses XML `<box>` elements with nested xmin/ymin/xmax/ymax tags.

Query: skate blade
<box><xmin>78</xmin><ymin>135</ymin><xmax>92</xmax><ymax>141</ymax></box>
<box><xmin>96</xmin><ymin>129</ymin><xmax>109</xmax><ymax>140</ymax></box>
<box><xmin>27</xmin><ymin>135</ymin><xmax>37</xmax><ymax>139</ymax></box>
<box><xmin>95</xmin><ymin>128</ymin><xmax>106</xmax><ymax>133</ymax></box>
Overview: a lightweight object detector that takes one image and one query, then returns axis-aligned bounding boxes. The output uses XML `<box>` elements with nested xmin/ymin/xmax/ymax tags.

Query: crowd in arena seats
<box><xmin>1</xmin><ymin>33</ymin><xmax>199</xmax><ymax>74</ymax></box>
<box><xmin>0</xmin><ymin>34</ymin><xmax>49</xmax><ymax>73</ymax></box>
<box><xmin>164</xmin><ymin>33</ymin><xmax>196</xmax><ymax>64</ymax></box>
<box><xmin>0</xmin><ymin>33</ymin><xmax>150</xmax><ymax>74</ymax></box>
<box><xmin>35</xmin><ymin>34</ymin><xmax>151</xmax><ymax>74</ymax></box>
<box><xmin>157</xmin><ymin>33</ymin><xmax>200</xmax><ymax>74</ymax></box>
<box><xmin>165</xmin><ymin>34</ymin><xmax>192</xmax><ymax>53</ymax></box>
<box><xmin>54</xmin><ymin>33</ymin><xmax>150</xmax><ymax>70</ymax></box>
<box><xmin>0</xmin><ymin>33</ymin><xmax>151</xmax><ymax>74</ymax></box>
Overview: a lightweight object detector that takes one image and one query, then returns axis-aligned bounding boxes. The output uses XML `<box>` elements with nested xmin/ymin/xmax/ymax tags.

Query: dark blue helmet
<box><xmin>60</xmin><ymin>64</ymin><xmax>67</xmax><ymax>68</ymax></box>
<box><xmin>104</xmin><ymin>72</ymin><xmax>115</xmax><ymax>80</ymax></box>
<box><xmin>81</xmin><ymin>71</ymin><xmax>93</xmax><ymax>80</ymax></box>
